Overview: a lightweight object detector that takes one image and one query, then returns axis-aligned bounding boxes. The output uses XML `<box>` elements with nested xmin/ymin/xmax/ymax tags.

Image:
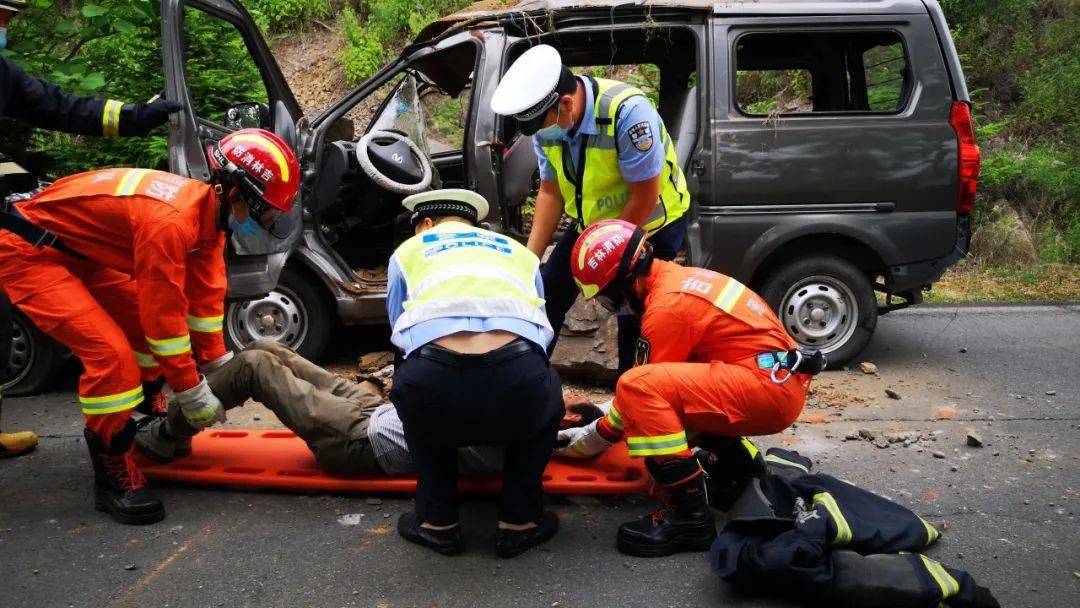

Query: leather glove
<box><xmin>174</xmin><ymin>377</ymin><xmax>225</xmax><ymax>429</ymax></box>
<box><xmin>120</xmin><ymin>98</ymin><xmax>183</xmax><ymax>136</ymax></box>
<box><xmin>555</xmin><ymin>420</ymin><xmax>613</xmax><ymax>459</ymax></box>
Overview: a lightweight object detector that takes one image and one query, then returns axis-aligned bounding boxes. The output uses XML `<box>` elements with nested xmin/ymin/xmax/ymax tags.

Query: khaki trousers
<box><xmin>169</xmin><ymin>340</ymin><xmax>385</xmax><ymax>475</ymax></box>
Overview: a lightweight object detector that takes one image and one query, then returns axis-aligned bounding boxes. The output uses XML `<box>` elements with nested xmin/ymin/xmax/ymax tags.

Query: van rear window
<box><xmin>735</xmin><ymin>31</ymin><xmax>910</xmax><ymax>116</ymax></box>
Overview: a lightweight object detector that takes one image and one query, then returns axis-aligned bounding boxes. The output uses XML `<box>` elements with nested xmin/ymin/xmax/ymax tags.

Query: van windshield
<box><xmin>369</xmin><ymin>73</ymin><xmax>432</xmax><ymax>158</ymax></box>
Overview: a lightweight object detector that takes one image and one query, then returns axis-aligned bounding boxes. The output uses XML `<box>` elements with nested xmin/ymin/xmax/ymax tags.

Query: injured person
<box><xmin>134</xmin><ymin>340</ymin><xmax>503</xmax><ymax>476</ymax></box>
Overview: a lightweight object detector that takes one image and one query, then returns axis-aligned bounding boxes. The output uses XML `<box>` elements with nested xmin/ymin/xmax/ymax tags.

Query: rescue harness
<box><xmin>0</xmin><ymin>202</ymin><xmax>86</xmax><ymax>259</ymax></box>
<box><xmin>758</xmin><ymin>349</ymin><xmax>827</xmax><ymax>383</ymax></box>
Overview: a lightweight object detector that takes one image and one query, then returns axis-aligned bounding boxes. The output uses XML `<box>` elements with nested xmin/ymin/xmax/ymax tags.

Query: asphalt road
<box><xmin>1</xmin><ymin>304</ymin><xmax>1078</xmax><ymax>608</ymax></box>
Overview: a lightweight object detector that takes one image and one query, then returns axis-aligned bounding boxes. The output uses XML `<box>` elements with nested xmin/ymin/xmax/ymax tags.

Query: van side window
<box><xmin>735</xmin><ymin>31</ymin><xmax>910</xmax><ymax>115</ymax></box>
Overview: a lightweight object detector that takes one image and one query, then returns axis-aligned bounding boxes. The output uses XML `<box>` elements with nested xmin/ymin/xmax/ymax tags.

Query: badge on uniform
<box><xmin>635</xmin><ymin>337</ymin><xmax>651</xmax><ymax>366</ymax></box>
<box><xmin>628</xmin><ymin>121</ymin><xmax>653</xmax><ymax>152</ymax></box>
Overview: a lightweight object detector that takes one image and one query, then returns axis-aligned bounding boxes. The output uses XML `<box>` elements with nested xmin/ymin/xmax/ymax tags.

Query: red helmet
<box><xmin>571</xmin><ymin>219</ymin><xmax>649</xmax><ymax>299</ymax></box>
<box><xmin>208</xmin><ymin>128</ymin><xmax>299</xmax><ymax>214</ymax></box>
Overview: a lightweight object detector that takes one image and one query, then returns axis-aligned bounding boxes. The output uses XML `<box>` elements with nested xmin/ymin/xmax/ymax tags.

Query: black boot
<box><xmin>84</xmin><ymin>420</ymin><xmax>165</xmax><ymax>525</ymax></box>
<box><xmin>695</xmin><ymin>435</ymin><xmax>766</xmax><ymax>510</ymax></box>
<box><xmin>616</xmin><ymin>457</ymin><xmax>716</xmax><ymax>557</ymax></box>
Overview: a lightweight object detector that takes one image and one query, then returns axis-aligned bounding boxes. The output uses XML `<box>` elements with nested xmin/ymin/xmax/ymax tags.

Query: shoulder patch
<box><xmin>634</xmin><ymin>337</ymin><xmax>651</xmax><ymax>367</ymax></box>
<box><xmin>627</xmin><ymin>121</ymin><xmax>653</xmax><ymax>152</ymax></box>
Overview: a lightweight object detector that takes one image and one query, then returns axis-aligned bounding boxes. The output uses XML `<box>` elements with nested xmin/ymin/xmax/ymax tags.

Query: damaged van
<box><xmin>3</xmin><ymin>0</ymin><xmax>979</xmax><ymax>394</ymax></box>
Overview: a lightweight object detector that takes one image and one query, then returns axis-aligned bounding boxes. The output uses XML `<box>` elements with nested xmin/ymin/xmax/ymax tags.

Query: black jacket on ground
<box><xmin>709</xmin><ymin>448</ymin><xmax>1000</xmax><ymax>608</ymax></box>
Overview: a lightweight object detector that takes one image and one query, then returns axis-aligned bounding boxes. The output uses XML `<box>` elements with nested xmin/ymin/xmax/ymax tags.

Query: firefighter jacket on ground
<box><xmin>538</xmin><ymin>77</ymin><xmax>690</xmax><ymax>233</ymax></box>
<box><xmin>710</xmin><ymin>447</ymin><xmax>1000</xmax><ymax>608</ymax></box>
<box><xmin>1</xmin><ymin>56</ymin><xmax>130</xmax><ymax>138</ymax></box>
<box><xmin>0</xmin><ymin>169</ymin><xmax>227</xmax><ymax>412</ymax></box>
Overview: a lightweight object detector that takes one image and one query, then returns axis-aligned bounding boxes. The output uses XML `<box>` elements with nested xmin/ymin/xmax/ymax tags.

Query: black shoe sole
<box><xmin>495</xmin><ymin>521</ymin><xmax>559</xmax><ymax>558</ymax></box>
<box><xmin>616</xmin><ymin>529</ymin><xmax>716</xmax><ymax>558</ymax></box>
<box><xmin>94</xmin><ymin>497</ymin><xmax>166</xmax><ymax>525</ymax></box>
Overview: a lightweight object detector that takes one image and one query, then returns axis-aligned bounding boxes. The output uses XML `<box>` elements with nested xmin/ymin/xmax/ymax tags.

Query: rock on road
<box><xmin>1</xmin><ymin>304</ymin><xmax>1077</xmax><ymax>607</ymax></box>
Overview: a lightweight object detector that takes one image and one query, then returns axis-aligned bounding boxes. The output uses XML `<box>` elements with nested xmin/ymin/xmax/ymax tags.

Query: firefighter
<box><xmin>0</xmin><ymin>128</ymin><xmax>299</xmax><ymax>524</ymax></box>
<box><xmin>555</xmin><ymin>219</ymin><xmax>823</xmax><ymax>557</ymax></box>
<box><xmin>0</xmin><ymin>0</ymin><xmax>182</xmax><ymax>457</ymax></box>
<box><xmin>489</xmin><ymin>44</ymin><xmax>691</xmax><ymax>374</ymax></box>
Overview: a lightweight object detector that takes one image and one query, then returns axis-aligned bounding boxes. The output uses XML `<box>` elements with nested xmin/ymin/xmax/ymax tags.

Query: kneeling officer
<box><xmin>388</xmin><ymin>189</ymin><xmax>562</xmax><ymax>558</ymax></box>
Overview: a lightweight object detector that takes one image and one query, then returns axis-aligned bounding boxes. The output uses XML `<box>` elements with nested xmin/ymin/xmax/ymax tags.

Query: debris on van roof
<box><xmin>417</xmin><ymin>0</ymin><xmax>928</xmax><ymax>44</ymax></box>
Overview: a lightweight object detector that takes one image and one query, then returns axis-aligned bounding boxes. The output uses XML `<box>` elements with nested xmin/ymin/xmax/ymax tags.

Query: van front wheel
<box><xmin>225</xmin><ymin>267</ymin><xmax>334</xmax><ymax>361</ymax></box>
<box><xmin>759</xmin><ymin>255</ymin><xmax>877</xmax><ymax>367</ymax></box>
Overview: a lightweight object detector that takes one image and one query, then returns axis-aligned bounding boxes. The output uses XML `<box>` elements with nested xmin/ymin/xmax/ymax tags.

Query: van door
<box><xmin>160</xmin><ymin>0</ymin><xmax>303</xmax><ymax>299</ymax></box>
<box><xmin>702</xmin><ymin>15</ymin><xmax>957</xmax><ymax>279</ymax></box>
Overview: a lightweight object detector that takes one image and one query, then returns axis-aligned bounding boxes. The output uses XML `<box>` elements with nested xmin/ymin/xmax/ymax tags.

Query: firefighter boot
<box><xmin>695</xmin><ymin>435</ymin><xmax>766</xmax><ymax>510</ymax></box>
<box><xmin>616</xmin><ymin>457</ymin><xmax>716</xmax><ymax>557</ymax></box>
<box><xmin>85</xmin><ymin>420</ymin><xmax>165</xmax><ymax>525</ymax></box>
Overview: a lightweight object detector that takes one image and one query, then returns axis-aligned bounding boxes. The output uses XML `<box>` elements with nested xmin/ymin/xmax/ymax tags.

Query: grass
<box><xmin>925</xmin><ymin>260</ymin><xmax>1080</xmax><ymax>303</ymax></box>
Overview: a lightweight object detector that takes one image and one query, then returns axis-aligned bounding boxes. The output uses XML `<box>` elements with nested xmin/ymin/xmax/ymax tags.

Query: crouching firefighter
<box><xmin>1</xmin><ymin>0</ymin><xmax>182</xmax><ymax>457</ymax></box>
<box><xmin>555</xmin><ymin>219</ymin><xmax>825</xmax><ymax>557</ymax></box>
<box><xmin>0</xmin><ymin>128</ymin><xmax>300</xmax><ymax>524</ymax></box>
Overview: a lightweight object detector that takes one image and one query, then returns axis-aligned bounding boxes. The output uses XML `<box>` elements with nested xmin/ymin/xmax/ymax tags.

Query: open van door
<box><xmin>160</xmin><ymin>0</ymin><xmax>303</xmax><ymax>299</ymax></box>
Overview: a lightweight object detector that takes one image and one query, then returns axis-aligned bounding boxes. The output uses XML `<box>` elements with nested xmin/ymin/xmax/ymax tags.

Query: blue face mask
<box><xmin>229</xmin><ymin>215</ymin><xmax>262</xmax><ymax>238</ymax></box>
<box><xmin>0</xmin><ymin>29</ymin><xmax>8</xmax><ymax>51</ymax></box>
<box><xmin>536</xmin><ymin>104</ymin><xmax>569</xmax><ymax>139</ymax></box>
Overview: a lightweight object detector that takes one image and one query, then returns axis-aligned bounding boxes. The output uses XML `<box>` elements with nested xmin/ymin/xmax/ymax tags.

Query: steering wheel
<box><xmin>355</xmin><ymin>129</ymin><xmax>433</xmax><ymax>195</ymax></box>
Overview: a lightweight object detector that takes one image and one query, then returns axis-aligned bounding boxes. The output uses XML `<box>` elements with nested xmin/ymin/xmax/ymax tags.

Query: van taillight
<box><xmin>949</xmin><ymin>101</ymin><xmax>981</xmax><ymax>214</ymax></box>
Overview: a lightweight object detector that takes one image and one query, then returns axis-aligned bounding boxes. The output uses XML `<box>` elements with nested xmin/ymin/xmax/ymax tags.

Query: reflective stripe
<box><xmin>114</xmin><ymin>169</ymin><xmax>150</xmax><ymax>196</ymax></box>
<box><xmin>186</xmin><ymin>314</ymin><xmax>224</xmax><ymax>333</ymax></box>
<box><xmin>134</xmin><ymin>351</ymin><xmax>159</xmax><ymax>369</ymax></box>
<box><xmin>919</xmin><ymin>516</ymin><xmax>940</xmax><ymax>546</ymax></box>
<box><xmin>227</xmin><ymin>133</ymin><xmax>290</xmax><ymax>181</ymax></box>
<box><xmin>102</xmin><ymin>99</ymin><xmax>123</xmax><ymax>137</ymax></box>
<box><xmin>919</xmin><ymin>554</ymin><xmax>959</xmax><ymax>600</ymax></box>
<box><xmin>606</xmin><ymin>405</ymin><xmax>624</xmax><ymax>431</ymax></box>
<box><xmin>740</xmin><ymin>437</ymin><xmax>760</xmax><ymax>460</ymax></box>
<box><xmin>713</xmin><ymin>278</ymin><xmax>747</xmax><ymax>313</ymax></box>
<box><xmin>765</xmin><ymin>453</ymin><xmax>809</xmax><ymax>474</ymax></box>
<box><xmin>412</xmin><ymin>264</ymin><xmax>536</xmax><ymax>302</ymax></box>
<box><xmin>80</xmin><ymin>386</ymin><xmax>144</xmax><ymax>414</ymax></box>
<box><xmin>812</xmin><ymin>492</ymin><xmax>853</xmax><ymax>546</ymax></box>
<box><xmin>146</xmin><ymin>334</ymin><xmax>192</xmax><ymax>357</ymax></box>
<box><xmin>626</xmin><ymin>431</ymin><xmax>689</xmax><ymax>457</ymax></box>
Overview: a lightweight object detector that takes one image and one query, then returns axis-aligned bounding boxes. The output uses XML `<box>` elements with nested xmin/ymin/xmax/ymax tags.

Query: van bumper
<box><xmin>888</xmin><ymin>214</ymin><xmax>971</xmax><ymax>293</ymax></box>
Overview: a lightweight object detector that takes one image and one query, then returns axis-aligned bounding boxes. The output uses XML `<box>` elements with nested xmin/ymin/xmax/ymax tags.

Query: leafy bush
<box><xmin>339</xmin><ymin>0</ymin><xmax>471</xmax><ymax>85</ymax></box>
<box><xmin>247</xmin><ymin>0</ymin><xmax>330</xmax><ymax>32</ymax></box>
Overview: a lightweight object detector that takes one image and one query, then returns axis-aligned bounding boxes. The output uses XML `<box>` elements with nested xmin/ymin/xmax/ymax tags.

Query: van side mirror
<box><xmin>224</xmin><ymin>102</ymin><xmax>272</xmax><ymax>130</ymax></box>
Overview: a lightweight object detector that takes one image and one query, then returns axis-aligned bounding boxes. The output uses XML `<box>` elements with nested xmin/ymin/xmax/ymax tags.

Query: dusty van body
<box><xmin>4</xmin><ymin>0</ymin><xmax>978</xmax><ymax>394</ymax></box>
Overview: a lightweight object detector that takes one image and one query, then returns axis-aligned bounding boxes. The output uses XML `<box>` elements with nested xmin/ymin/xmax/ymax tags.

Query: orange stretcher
<box><xmin>138</xmin><ymin>429</ymin><xmax>650</xmax><ymax>495</ymax></box>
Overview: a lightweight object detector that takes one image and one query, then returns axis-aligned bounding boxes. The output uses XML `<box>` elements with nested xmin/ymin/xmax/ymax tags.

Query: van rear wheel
<box><xmin>759</xmin><ymin>255</ymin><xmax>876</xmax><ymax>367</ymax></box>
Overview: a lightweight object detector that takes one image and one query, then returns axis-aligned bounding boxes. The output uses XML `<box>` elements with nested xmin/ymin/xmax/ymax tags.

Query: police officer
<box><xmin>490</xmin><ymin>44</ymin><xmax>691</xmax><ymax>374</ymax></box>
<box><xmin>0</xmin><ymin>0</ymin><xmax>182</xmax><ymax>457</ymax></box>
<box><xmin>387</xmin><ymin>189</ymin><xmax>562</xmax><ymax>558</ymax></box>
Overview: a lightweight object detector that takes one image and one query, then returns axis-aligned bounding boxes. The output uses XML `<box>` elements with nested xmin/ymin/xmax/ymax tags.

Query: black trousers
<box><xmin>390</xmin><ymin>343</ymin><xmax>562</xmax><ymax>526</ymax></box>
<box><xmin>542</xmin><ymin>215</ymin><xmax>688</xmax><ymax>373</ymax></box>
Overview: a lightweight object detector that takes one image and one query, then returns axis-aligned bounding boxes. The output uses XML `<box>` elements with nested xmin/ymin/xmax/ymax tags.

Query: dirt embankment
<box><xmin>271</xmin><ymin>26</ymin><xmax>351</xmax><ymax>117</ymax></box>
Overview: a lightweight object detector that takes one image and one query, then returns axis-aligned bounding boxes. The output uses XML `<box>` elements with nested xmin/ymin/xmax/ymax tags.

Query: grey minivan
<box><xmin>4</xmin><ymin>0</ymin><xmax>980</xmax><ymax>394</ymax></box>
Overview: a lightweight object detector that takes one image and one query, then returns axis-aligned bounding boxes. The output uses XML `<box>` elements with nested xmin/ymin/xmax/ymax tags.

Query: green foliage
<box><xmin>339</xmin><ymin>0</ymin><xmax>472</xmax><ymax>85</ymax></box>
<box><xmin>247</xmin><ymin>0</ymin><xmax>330</xmax><ymax>32</ymax></box>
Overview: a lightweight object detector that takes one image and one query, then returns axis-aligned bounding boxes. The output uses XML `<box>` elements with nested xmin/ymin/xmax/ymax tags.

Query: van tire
<box><xmin>3</xmin><ymin>312</ymin><xmax>67</xmax><ymax>397</ymax></box>
<box><xmin>759</xmin><ymin>255</ymin><xmax>876</xmax><ymax>367</ymax></box>
<box><xmin>225</xmin><ymin>267</ymin><xmax>335</xmax><ymax>362</ymax></box>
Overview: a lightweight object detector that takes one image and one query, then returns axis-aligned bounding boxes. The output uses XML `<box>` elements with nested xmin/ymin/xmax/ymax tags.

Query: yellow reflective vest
<box><xmin>391</xmin><ymin>221</ymin><xmax>549</xmax><ymax>336</ymax></box>
<box><xmin>538</xmin><ymin>77</ymin><xmax>690</xmax><ymax>233</ymax></box>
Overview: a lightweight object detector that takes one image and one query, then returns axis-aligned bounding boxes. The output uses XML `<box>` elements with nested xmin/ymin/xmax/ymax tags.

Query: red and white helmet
<box><xmin>208</xmin><ymin>128</ymin><xmax>299</xmax><ymax>215</ymax></box>
<box><xmin>570</xmin><ymin>219</ymin><xmax>649</xmax><ymax>299</ymax></box>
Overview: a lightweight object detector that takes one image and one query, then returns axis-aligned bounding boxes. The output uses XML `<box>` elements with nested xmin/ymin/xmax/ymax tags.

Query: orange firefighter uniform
<box><xmin>0</xmin><ymin>168</ymin><xmax>226</xmax><ymax>440</ymax></box>
<box><xmin>597</xmin><ymin>260</ymin><xmax>808</xmax><ymax>458</ymax></box>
